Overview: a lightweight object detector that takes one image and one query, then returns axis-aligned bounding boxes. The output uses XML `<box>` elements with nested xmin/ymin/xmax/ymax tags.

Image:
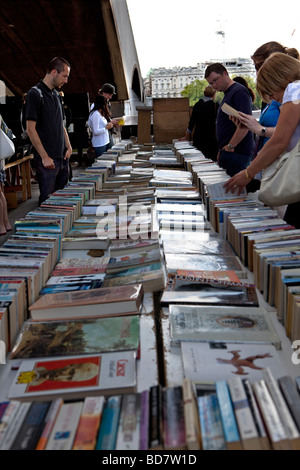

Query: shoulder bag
<box><xmin>258</xmin><ymin>137</ymin><xmax>300</xmax><ymax>206</ymax></box>
<box><xmin>0</xmin><ymin>126</ymin><xmax>15</xmax><ymax>160</ymax></box>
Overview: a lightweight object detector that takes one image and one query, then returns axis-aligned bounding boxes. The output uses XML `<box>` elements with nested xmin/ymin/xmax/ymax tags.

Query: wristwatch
<box><xmin>227</xmin><ymin>143</ymin><xmax>235</xmax><ymax>150</ymax></box>
<box><xmin>261</xmin><ymin>127</ymin><xmax>267</xmax><ymax>136</ymax></box>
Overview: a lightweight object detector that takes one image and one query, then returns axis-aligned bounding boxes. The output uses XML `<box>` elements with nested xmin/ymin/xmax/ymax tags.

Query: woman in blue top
<box><xmin>224</xmin><ymin>53</ymin><xmax>300</xmax><ymax>229</ymax></box>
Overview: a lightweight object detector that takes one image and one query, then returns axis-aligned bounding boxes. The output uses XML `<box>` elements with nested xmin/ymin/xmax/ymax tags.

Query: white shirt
<box><xmin>282</xmin><ymin>81</ymin><xmax>300</xmax><ymax>151</ymax></box>
<box><xmin>88</xmin><ymin>110</ymin><xmax>109</xmax><ymax>148</ymax></box>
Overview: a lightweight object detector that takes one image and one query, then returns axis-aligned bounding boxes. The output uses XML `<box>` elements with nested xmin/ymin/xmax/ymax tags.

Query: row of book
<box><xmin>2</xmin><ymin>368</ymin><xmax>300</xmax><ymax>451</ymax></box>
<box><xmin>1</xmin><ymin>136</ymin><xmax>299</xmax><ymax>451</ymax></box>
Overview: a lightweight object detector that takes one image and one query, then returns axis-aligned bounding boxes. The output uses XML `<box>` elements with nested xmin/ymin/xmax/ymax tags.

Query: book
<box><xmin>96</xmin><ymin>396</ymin><xmax>122</xmax><ymax>450</ymax></box>
<box><xmin>227</xmin><ymin>376</ymin><xmax>263</xmax><ymax>450</ymax></box>
<box><xmin>139</xmin><ymin>389</ymin><xmax>150</xmax><ymax>450</ymax></box>
<box><xmin>72</xmin><ymin>396</ymin><xmax>105</xmax><ymax>450</ymax></box>
<box><xmin>0</xmin><ymin>400</ymin><xmax>21</xmax><ymax>447</ymax></box>
<box><xmin>115</xmin><ymin>393</ymin><xmax>142</xmax><ymax>450</ymax></box>
<box><xmin>242</xmin><ymin>378</ymin><xmax>271</xmax><ymax>450</ymax></box>
<box><xmin>62</xmin><ymin>236</ymin><xmax>110</xmax><ymax>250</ymax></box>
<box><xmin>0</xmin><ymin>401</ymin><xmax>32</xmax><ymax>450</ymax></box>
<box><xmin>278</xmin><ymin>375</ymin><xmax>300</xmax><ymax>434</ymax></box>
<box><xmin>8</xmin><ymin>351</ymin><xmax>137</xmax><ymax>401</ymax></box>
<box><xmin>262</xmin><ymin>367</ymin><xmax>300</xmax><ymax>450</ymax></box>
<box><xmin>35</xmin><ymin>398</ymin><xmax>63</xmax><ymax>450</ymax></box>
<box><xmin>161</xmin><ymin>275</ymin><xmax>259</xmax><ymax>307</ymax></box>
<box><xmin>10</xmin><ymin>401</ymin><xmax>51</xmax><ymax>450</ymax></box>
<box><xmin>162</xmin><ymin>238</ymin><xmax>235</xmax><ymax>256</ymax></box>
<box><xmin>181</xmin><ymin>341</ymin><xmax>285</xmax><ymax>383</ymax></box>
<box><xmin>215</xmin><ymin>380</ymin><xmax>242</xmax><ymax>450</ymax></box>
<box><xmin>162</xmin><ymin>385</ymin><xmax>187</xmax><ymax>450</ymax></box>
<box><xmin>106</xmin><ymin>248</ymin><xmax>161</xmax><ymax>274</ymax></box>
<box><xmin>197</xmin><ymin>393</ymin><xmax>226</xmax><ymax>450</ymax></box>
<box><xmin>164</xmin><ymin>253</ymin><xmax>247</xmax><ymax>279</ymax></box>
<box><xmin>252</xmin><ymin>380</ymin><xmax>290</xmax><ymax>450</ymax></box>
<box><xmin>45</xmin><ymin>402</ymin><xmax>83</xmax><ymax>450</ymax></box>
<box><xmin>109</xmin><ymin>238</ymin><xmax>160</xmax><ymax>257</ymax></box>
<box><xmin>148</xmin><ymin>384</ymin><xmax>163</xmax><ymax>450</ymax></box>
<box><xmin>169</xmin><ymin>304</ymin><xmax>281</xmax><ymax>349</ymax></box>
<box><xmin>182</xmin><ymin>378</ymin><xmax>201</xmax><ymax>450</ymax></box>
<box><xmin>10</xmin><ymin>316</ymin><xmax>140</xmax><ymax>359</ymax></box>
<box><xmin>28</xmin><ymin>284</ymin><xmax>144</xmax><ymax>321</ymax></box>
<box><xmin>51</xmin><ymin>257</ymin><xmax>108</xmax><ymax>276</ymax></box>
<box><xmin>103</xmin><ymin>263</ymin><xmax>165</xmax><ymax>293</ymax></box>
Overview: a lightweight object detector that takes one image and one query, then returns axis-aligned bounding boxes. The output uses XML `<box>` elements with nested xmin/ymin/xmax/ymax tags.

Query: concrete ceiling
<box><xmin>0</xmin><ymin>0</ymin><xmax>128</xmax><ymax>102</ymax></box>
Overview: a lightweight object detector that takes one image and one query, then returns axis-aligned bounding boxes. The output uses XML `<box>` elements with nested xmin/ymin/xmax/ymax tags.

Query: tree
<box><xmin>181</xmin><ymin>79</ymin><xmax>223</xmax><ymax>106</ymax></box>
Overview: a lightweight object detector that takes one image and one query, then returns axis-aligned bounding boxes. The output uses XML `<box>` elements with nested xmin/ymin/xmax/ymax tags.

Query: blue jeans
<box><xmin>219</xmin><ymin>150</ymin><xmax>252</xmax><ymax>177</ymax></box>
<box><xmin>94</xmin><ymin>144</ymin><xmax>110</xmax><ymax>157</ymax></box>
<box><xmin>34</xmin><ymin>156</ymin><xmax>69</xmax><ymax>204</ymax></box>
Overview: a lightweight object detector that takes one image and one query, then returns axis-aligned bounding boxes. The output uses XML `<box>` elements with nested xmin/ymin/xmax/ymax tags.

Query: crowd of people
<box><xmin>1</xmin><ymin>41</ymin><xmax>300</xmax><ymax>230</ymax></box>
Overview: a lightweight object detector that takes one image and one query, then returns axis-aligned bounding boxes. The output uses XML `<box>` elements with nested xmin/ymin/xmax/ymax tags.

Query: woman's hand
<box><xmin>106</xmin><ymin>122</ymin><xmax>114</xmax><ymax>130</ymax></box>
<box><xmin>223</xmin><ymin>169</ymin><xmax>249</xmax><ymax>195</ymax></box>
<box><xmin>237</xmin><ymin>112</ymin><xmax>261</xmax><ymax>134</ymax></box>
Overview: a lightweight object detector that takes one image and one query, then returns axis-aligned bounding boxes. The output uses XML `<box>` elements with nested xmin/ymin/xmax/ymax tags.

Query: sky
<box><xmin>126</xmin><ymin>0</ymin><xmax>300</xmax><ymax>77</ymax></box>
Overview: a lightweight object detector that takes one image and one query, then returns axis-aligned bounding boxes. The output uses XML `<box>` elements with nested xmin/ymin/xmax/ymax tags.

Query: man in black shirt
<box><xmin>26</xmin><ymin>57</ymin><xmax>72</xmax><ymax>204</ymax></box>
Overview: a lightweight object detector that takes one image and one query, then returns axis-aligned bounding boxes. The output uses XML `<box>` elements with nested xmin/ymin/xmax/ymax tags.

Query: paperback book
<box><xmin>10</xmin><ymin>315</ymin><xmax>140</xmax><ymax>359</ymax></box>
<box><xmin>8</xmin><ymin>351</ymin><xmax>137</xmax><ymax>401</ymax></box>
<box><xmin>169</xmin><ymin>304</ymin><xmax>281</xmax><ymax>349</ymax></box>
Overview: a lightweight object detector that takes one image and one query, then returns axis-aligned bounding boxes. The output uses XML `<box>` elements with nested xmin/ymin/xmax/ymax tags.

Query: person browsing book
<box><xmin>183</xmin><ymin>85</ymin><xmax>219</xmax><ymax>161</ymax></box>
<box><xmin>88</xmin><ymin>95</ymin><xmax>114</xmax><ymax>157</ymax></box>
<box><xmin>224</xmin><ymin>53</ymin><xmax>300</xmax><ymax>229</ymax></box>
<box><xmin>26</xmin><ymin>57</ymin><xmax>72</xmax><ymax>205</ymax></box>
<box><xmin>204</xmin><ymin>63</ymin><xmax>255</xmax><ymax>177</ymax></box>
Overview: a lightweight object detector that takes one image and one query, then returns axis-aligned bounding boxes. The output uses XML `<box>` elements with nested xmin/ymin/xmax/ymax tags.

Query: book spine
<box><xmin>215</xmin><ymin>380</ymin><xmax>242</xmax><ymax>450</ymax></box>
<box><xmin>116</xmin><ymin>393</ymin><xmax>142</xmax><ymax>450</ymax></box>
<box><xmin>45</xmin><ymin>402</ymin><xmax>83</xmax><ymax>450</ymax></box>
<box><xmin>242</xmin><ymin>379</ymin><xmax>271</xmax><ymax>450</ymax></box>
<box><xmin>35</xmin><ymin>398</ymin><xmax>63</xmax><ymax>450</ymax></box>
<box><xmin>162</xmin><ymin>385</ymin><xmax>186</xmax><ymax>450</ymax></box>
<box><xmin>227</xmin><ymin>376</ymin><xmax>262</xmax><ymax>450</ymax></box>
<box><xmin>182</xmin><ymin>378</ymin><xmax>201</xmax><ymax>450</ymax></box>
<box><xmin>252</xmin><ymin>380</ymin><xmax>290</xmax><ymax>450</ymax></box>
<box><xmin>148</xmin><ymin>385</ymin><xmax>163</xmax><ymax>450</ymax></box>
<box><xmin>96</xmin><ymin>396</ymin><xmax>122</xmax><ymax>450</ymax></box>
<box><xmin>0</xmin><ymin>400</ymin><xmax>21</xmax><ymax>447</ymax></box>
<box><xmin>262</xmin><ymin>368</ymin><xmax>300</xmax><ymax>448</ymax></box>
<box><xmin>10</xmin><ymin>401</ymin><xmax>51</xmax><ymax>450</ymax></box>
<box><xmin>72</xmin><ymin>396</ymin><xmax>105</xmax><ymax>450</ymax></box>
<box><xmin>0</xmin><ymin>402</ymin><xmax>32</xmax><ymax>450</ymax></box>
<box><xmin>278</xmin><ymin>375</ymin><xmax>300</xmax><ymax>431</ymax></box>
<box><xmin>197</xmin><ymin>393</ymin><xmax>226</xmax><ymax>450</ymax></box>
<box><xmin>139</xmin><ymin>389</ymin><xmax>150</xmax><ymax>450</ymax></box>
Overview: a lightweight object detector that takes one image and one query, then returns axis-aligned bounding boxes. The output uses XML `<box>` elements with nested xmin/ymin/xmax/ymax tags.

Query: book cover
<box><xmin>164</xmin><ymin>253</ymin><xmax>247</xmax><ymax>279</ymax></box>
<box><xmin>103</xmin><ymin>263</ymin><xmax>165</xmax><ymax>293</ymax></box>
<box><xmin>28</xmin><ymin>284</ymin><xmax>144</xmax><ymax>321</ymax></box>
<box><xmin>162</xmin><ymin>385</ymin><xmax>186</xmax><ymax>450</ymax></box>
<box><xmin>96</xmin><ymin>396</ymin><xmax>122</xmax><ymax>450</ymax></box>
<box><xmin>115</xmin><ymin>393</ymin><xmax>142</xmax><ymax>450</ymax></box>
<box><xmin>0</xmin><ymin>401</ymin><xmax>32</xmax><ymax>450</ymax></box>
<box><xmin>72</xmin><ymin>396</ymin><xmax>105</xmax><ymax>450</ymax></box>
<box><xmin>106</xmin><ymin>248</ymin><xmax>161</xmax><ymax>274</ymax></box>
<box><xmin>11</xmin><ymin>316</ymin><xmax>140</xmax><ymax>359</ymax></box>
<box><xmin>169</xmin><ymin>304</ymin><xmax>281</xmax><ymax>349</ymax></box>
<box><xmin>215</xmin><ymin>380</ymin><xmax>242</xmax><ymax>450</ymax></box>
<box><xmin>45</xmin><ymin>402</ymin><xmax>83</xmax><ymax>450</ymax></box>
<box><xmin>161</xmin><ymin>275</ymin><xmax>259</xmax><ymax>307</ymax></box>
<box><xmin>197</xmin><ymin>393</ymin><xmax>226</xmax><ymax>450</ymax></box>
<box><xmin>8</xmin><ymin>351</ymin><xmax>137</xmax><ymax>401</ymax></box>
<box><xmin>0</xmin><ymin>400</ymin><xmax>21</xmax><ymax>448</ymax></box>
<box><xmin>181</xmin><ymin>341</ymin><xmax>285</xmax><ymax>383</ymax></box>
